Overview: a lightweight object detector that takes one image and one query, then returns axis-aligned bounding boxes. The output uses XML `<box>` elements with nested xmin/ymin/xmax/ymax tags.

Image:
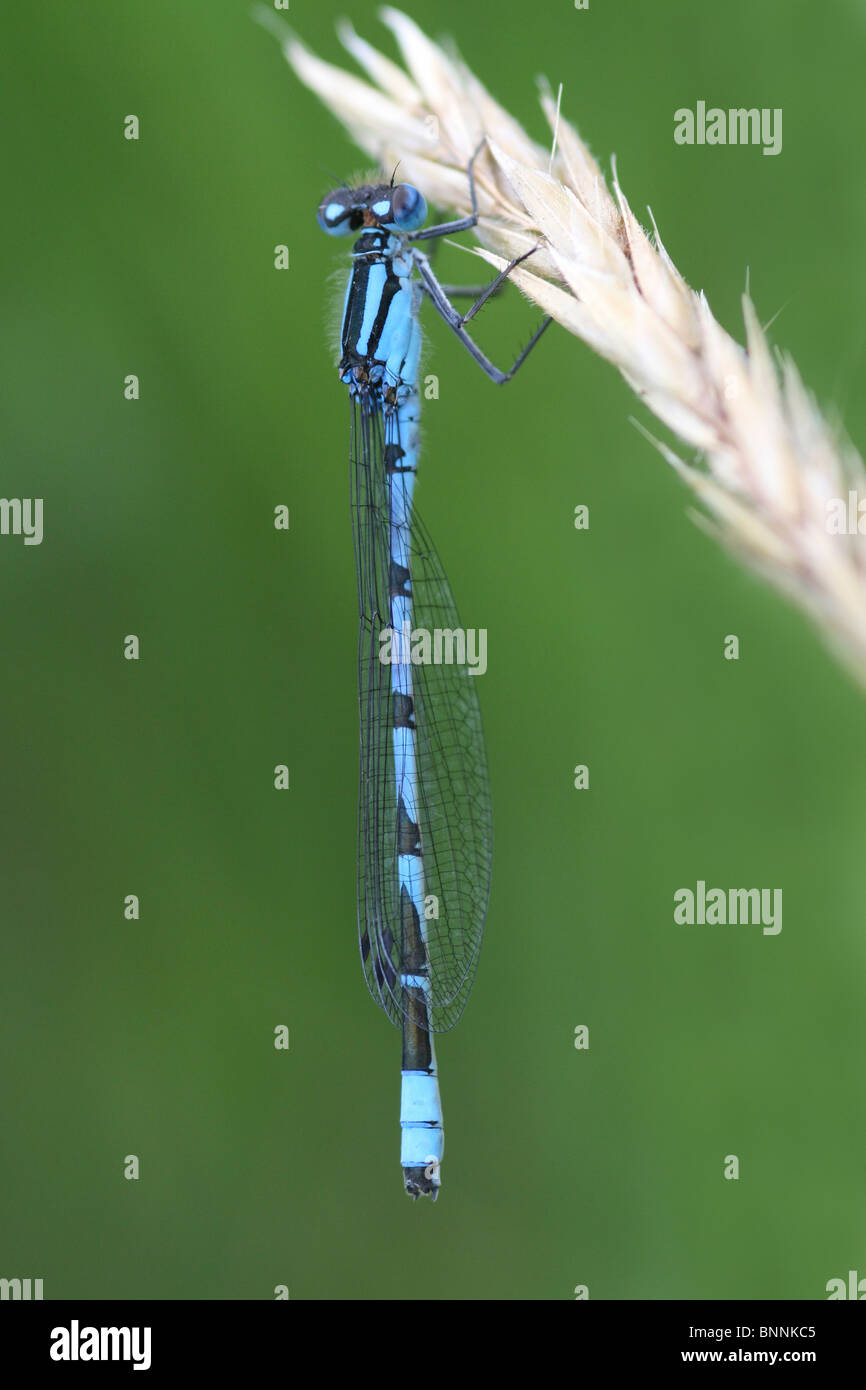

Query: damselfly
<box><xmin>318</xmin><ymin>149</ymin><xmax>550</xmax><ymax>1198</ymax></box>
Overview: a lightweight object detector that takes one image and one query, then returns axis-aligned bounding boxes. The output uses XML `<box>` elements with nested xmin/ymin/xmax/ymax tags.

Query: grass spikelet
<box><xmin>275</xmin><ymin>8</ymin><xmax>866</xmax><ymax>683</ymax></box>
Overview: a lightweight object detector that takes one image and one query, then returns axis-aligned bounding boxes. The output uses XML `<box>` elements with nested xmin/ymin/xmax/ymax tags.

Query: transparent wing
<box><xmin>351</xmin><ymin>397</ymin><xmax>492</xmax><ymax>1033</ymax></box>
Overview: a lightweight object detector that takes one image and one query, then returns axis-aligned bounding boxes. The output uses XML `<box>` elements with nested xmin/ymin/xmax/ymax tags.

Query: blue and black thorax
<box><xmin>316</xmin><ymin>180</ymin><xmax>428</xmax><ymax>406</ymax></box>
<box><xmin>339</xmin><ymin>229</ymin><xmax>420</xmax><ymax>406</ymax></box>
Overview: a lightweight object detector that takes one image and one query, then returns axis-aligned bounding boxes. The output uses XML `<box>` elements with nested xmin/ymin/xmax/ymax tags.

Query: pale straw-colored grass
<box><xmin>275</xmin><ymin>6</ymin><xmax>866</xmax><ymax>683</ymax></box>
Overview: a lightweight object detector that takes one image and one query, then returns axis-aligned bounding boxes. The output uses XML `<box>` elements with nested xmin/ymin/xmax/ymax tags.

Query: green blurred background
<box><xmin>2</xmin><ymin>0</ymin><xmax>865</xmax><ymax>1300</ymax></box>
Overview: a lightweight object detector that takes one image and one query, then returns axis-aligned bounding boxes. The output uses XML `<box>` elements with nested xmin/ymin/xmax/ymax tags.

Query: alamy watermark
<box><xmin>825</xmin><ymin>491</ymin><xmax>866</xmax><ymax>535</ymax></box>
<box><xmin>826</xmin><ymin>1269</ymin><xmax>866</xmax><ymax>1299</ymax></box>
<box><xmin>0</xmin><ymin>1276</ymin><xmax>43</xmax><ymax>1299</ymax></box>
<box><xmin>50</xmin><ymin>1321</ymin><xmax>151</xmax><ymax>1371</ymax></box>
<box><xmin>0</xmin><ymin>498</ymin><xmax>42</xmax><ymax>545</ymax></box>
<box><xmin>674</xmin><ymin>880</ymin><xmax>782</xmax><ymax>935</ymax></box>
<box><xmin>674</xmin><ymin>103</ymin><xmax>782</xmax><ymax>156</ymax></box>
<box><xmin>378</xmin><ymin>622</ymin><xmax>487</xmax><ymax>676</ymax></box>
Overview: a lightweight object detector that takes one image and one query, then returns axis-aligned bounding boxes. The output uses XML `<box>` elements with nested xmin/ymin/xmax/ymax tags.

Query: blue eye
<box><xmin>317</xmin><ymin>197</ymin><xmax>355</xmax><ymax>236</ymax></box>
<box><xmin>389</xmin><ymin>184</ymin><xmax>427</xmax><ymax>232</ymax></box>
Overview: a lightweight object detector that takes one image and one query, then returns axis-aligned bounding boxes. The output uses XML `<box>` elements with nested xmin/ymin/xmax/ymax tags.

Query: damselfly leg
<box><xmin>415</xmin><ymin>248</ymin><xmax>553</xmax><ymax>384</ymax></box>
<box><xmin>410</xmin><ymin>142</ymin><xmax>553</xmax><ymax>383</ymax></box>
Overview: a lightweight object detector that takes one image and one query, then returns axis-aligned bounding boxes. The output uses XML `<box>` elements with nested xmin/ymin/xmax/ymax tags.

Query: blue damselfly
<box><xmin>318</xmin><ymin>151</ymin><xmax>550</xmax><ymax>1198</ymax></box>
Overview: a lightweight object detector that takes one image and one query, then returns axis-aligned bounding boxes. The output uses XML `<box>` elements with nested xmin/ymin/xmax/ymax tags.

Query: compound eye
<box><xmin>316</xmin><ymin>193</ymin><xmax>354</xmax><ymax>236</ymax></box>
<box><xmin>390</xmin><ymin>183</ymin><xmax>427</xmax><ymax>232</ymax></box>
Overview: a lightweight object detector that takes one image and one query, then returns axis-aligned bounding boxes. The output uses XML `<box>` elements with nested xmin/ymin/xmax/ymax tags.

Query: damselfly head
<box><xmin>317</xmin><ymin>182</ymin><xmax>427</xmax><ymax>237</ymax></box>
